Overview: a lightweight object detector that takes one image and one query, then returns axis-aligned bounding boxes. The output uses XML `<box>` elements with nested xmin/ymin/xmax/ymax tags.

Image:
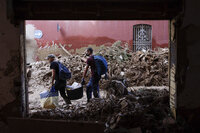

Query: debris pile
<box><xmin>28</xmin><ymin>41</ymin><xmax>173</xmax><ymax>132</ymax></box>
<box><xmin>126</xmin><ymin>48</ymin><xmax>168</xmax><ymax>86</ymax></box>
<box><xmin>30</xmin><ymin>86</ymin><xmax>184</xmax><ymax>133</ymax></box>
<box><xmin>97</xmin><ymin>41</ymin><xmax>168</xmax><ymax>86</ymax></box>
<box><xmin>97</xmin><ymin>41</ymin><xmax>132</xmax><ymax>62</ymax></box>
<box><xmin>29</xmin><ymin>41</ymin><xmax>168</xmax><ymax>90</ymax></box>
<box><xmin>28</xmin><ymin>41</ymin><xmax>169</xmax><ymax>110</ymax></box>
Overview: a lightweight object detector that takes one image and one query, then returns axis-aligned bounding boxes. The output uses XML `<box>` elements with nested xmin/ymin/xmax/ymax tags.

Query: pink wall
<box><xmin>26</xmin><ymin>20</ymin><xmax>169</xmax><ymax>50</ymax></box>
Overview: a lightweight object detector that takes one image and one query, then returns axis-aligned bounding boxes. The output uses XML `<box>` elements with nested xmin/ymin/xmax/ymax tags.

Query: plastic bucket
<box><xmin>67</xmin><ymin>86</ymin><xmax>83</xmax><ymax>100</ymax></box>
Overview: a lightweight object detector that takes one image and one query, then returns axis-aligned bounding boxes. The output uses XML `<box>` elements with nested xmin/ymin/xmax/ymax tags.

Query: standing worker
<box><xmin>47</xmin><ymin>54</ymin><xmax>71</xmax><ymax>104</ymax></box>
<box><xmin>82</xmin><ymin>48</ymin><xmax>107</xmax><ymax>103</ymax></box>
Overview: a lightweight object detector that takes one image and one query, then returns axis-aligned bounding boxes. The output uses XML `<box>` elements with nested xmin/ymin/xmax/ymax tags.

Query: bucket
<box><xmin>66</xmin><ymin>82</ymin><xmax>83</xmax><ymax>100</ymax></box>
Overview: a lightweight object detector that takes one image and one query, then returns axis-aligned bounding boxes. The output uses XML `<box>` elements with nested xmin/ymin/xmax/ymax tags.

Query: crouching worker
<box><xmin>82</xmin><ymin>48</ymin><xmax>108</xmax><ymax>103</ymax></box>
<box><xmin>47</xmin><ymin>54</ymin><xmax>71</xmax><ymax>104</ymax></box>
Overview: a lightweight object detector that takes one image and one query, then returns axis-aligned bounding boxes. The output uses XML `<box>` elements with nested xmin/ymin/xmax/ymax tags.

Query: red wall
<box><xmin>26</xmin><ymin>20</ymin><xmax>169</xmax><ymax>51</ymax></box>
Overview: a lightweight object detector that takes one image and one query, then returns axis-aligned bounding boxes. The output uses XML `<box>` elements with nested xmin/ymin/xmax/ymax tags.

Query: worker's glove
<box><xmin>81</xmin><ymin>78</ymin><xmax>85</xmax><ymax>85</ymax></box>
<box><xmin>50</xmin><ymin>85</ymin><xmax>57</xmax><ymax>92</ymax></box>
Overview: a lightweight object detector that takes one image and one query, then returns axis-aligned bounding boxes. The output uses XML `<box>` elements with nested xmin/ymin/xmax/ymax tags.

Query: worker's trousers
<box><xmin>86</xmin><ymin>76</ymin><xmax>101</xmax><ymax>101</ymax></box>
<box><xmin>54</xmin><ymin>80</ymin><xmax>70</xmax><ymax>102</ymax></box>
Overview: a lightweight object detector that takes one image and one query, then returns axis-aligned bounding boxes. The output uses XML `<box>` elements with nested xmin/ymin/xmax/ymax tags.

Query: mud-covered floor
<box><xmin>29</xmin><ymin>85</ymin><xmax>108</xmax><ymax>114</ymax></box>
<box><xmin>28</xmin><ymin>86</ymin><xmax>188</xmax><ymax>133</ymax></box>
<box><xmin>28</xmin><ymin>85</ymin><xmax>168</xmax><ymax>113</ymax></box>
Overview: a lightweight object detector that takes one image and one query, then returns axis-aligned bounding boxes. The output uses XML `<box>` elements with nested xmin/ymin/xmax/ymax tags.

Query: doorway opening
<box><xmin>25</xmin><ymin>20</ymin><xmax>171</xmax><ymax>131</ymax></box>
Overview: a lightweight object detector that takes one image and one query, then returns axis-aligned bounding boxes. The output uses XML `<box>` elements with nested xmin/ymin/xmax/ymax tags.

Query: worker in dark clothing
<box><xmin>82</xmin><ymin>48</ymin><xmax>101</xmax><ymax>102</ymax></box>
<box><xmin>47</xmin><ymin>54</ymin><xmax>71</xmax><ymax>104</ymax></box>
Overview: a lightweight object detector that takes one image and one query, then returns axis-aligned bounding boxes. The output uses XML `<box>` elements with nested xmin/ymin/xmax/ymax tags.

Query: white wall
<box><xmin>26</xmin><ymin>24</ymin><xmax>37</xmax><ymax>63</ymax></box>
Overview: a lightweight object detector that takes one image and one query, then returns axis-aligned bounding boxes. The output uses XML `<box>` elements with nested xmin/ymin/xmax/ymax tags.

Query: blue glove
<box><xmin>50</xmin><ymin>85</ymin><xmax>57</xmax><ymax>92</ymax></box>
<box><xmin>81</xmin><ymin>78</ymin><xmax>85</xmax><ymax>85</ymax></box>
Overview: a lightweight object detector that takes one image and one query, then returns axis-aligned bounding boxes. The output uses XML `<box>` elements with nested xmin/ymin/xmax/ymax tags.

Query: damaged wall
<box><xmin>26</xmin><ymin>24</ymin><xmax>37</xmax><ymax>63</ymax></box>
<box><xmin>0</xmin><ymin>0</ymin><xmax>22</xmax><ymax>132</ymax></box>
<box><xmin>26</xmin><ymin>20</ymin><xmax>169</xmax><ymax>51</ymax></box>
<box><xmin>176</xmin><ymin>0</ymin><xmax>200</xmax><ymax>129</ymax></box>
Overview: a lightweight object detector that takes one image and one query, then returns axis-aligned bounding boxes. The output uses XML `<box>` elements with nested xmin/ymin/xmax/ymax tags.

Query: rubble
<box><xmin>27</xmin><ymin>41</ymin><xmax>175</xmax><ymax>132</ymax></box>
<box><xmin>28</xmin><ymin>41</ymin><xmax>168</xmax><ymax>91</ymax></box>
<box><xmin>97</xmin><ymin>41</ymin><xmax>169</xmax><ymax>86</ymax></box>
<box><xmin>30</xmin><ymin>87</ymin><xmax>184</xmax><ymax>133</ymax></box>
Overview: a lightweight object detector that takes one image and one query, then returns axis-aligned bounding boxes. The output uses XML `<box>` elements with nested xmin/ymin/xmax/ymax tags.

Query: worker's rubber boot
<box><xmin>93</xmin><ymin>90</ymin><xmax>99</xmax><ymax>98</ymax></box>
